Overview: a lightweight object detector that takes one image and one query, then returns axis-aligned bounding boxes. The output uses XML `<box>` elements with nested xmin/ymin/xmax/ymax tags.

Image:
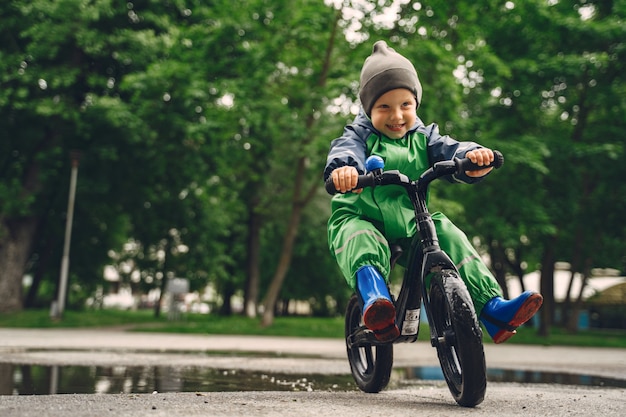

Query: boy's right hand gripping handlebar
<box><xmin>325</xmin><ymin>150</ymin><xmax>504</xmax><ymax>195</ymax></box>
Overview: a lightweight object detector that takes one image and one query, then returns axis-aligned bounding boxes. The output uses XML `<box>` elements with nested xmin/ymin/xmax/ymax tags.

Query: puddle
<box><xmin>0</xmin><ymin>363</ymin><xmax>355</xmax><ymax>395</ymax></box>
<box><xmin>1</xmin><ymin>363</ymin><xmax>624</xmax><ymax>395</ymax></box>
<box><xmin>401</xmin><ymin>366</ymin><xmax>626</xmax><ymax>389</ymax></box>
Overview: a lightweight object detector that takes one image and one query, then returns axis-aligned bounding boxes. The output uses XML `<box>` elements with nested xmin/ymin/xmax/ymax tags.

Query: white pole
<box><xmin>55</xmin><ymin>152</ymin><xmax>80</xmax><ymax>319</ymax></box>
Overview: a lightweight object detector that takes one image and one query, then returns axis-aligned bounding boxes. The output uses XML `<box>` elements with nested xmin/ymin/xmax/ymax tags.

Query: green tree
<box><xmin>0</xmin><ymin>0</ymin><xmax>165</xmax><ymax>312</ymax></box>
<box><xmin>0</xmin><ymin>0</ymin><xmax>241</xmax><ymax>313</ymax></box>
<box><xmin>476</xmin><ymin>0</ymin><xmax>624</xmax><ymax>335</ymax></box>
<box><xmin>3</xmin><ymin>0</ymin><xmax>624</xmax><ymax>330</ymax></box>
<box><xmin>422</xmin><ymin>0</ymin><xmax>626</xmax><ymax>335</ymax></box>
<box><xmin>370</xmin><ymin>0</ymin><xmax>625</xmax><ymax>337</ymax></box>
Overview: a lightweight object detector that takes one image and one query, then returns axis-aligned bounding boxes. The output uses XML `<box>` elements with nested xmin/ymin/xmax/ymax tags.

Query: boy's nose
<box><xmin>391</xmin><ymin>107</ymin><xmax>403</xmax><ymax>120</ymax></box>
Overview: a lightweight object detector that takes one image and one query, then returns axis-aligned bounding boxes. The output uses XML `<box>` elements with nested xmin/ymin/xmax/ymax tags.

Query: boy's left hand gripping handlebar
<box><xmin>455</xmin><ymin>150</ymin><xmax>504</xmax><ymax>173</ymax></box>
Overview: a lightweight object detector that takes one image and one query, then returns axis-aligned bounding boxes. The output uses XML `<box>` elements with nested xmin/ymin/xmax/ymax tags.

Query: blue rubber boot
<box><xmin>356</xmin><ymin>266</ymin><xmax>400</xmax><ymax>342</ymax></box>
<box><xmin>480</xmin><ymin>291</ymin><xmax>543</xmax><ymax>344</ymax></box>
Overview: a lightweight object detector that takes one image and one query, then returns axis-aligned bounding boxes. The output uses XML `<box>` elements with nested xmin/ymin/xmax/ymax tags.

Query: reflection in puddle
<box><xmin>0</xmin><ymin>363</ymin><xmax>355</xmax><ymax>395</ymax></box>
<box><xmin>1</xmin><ymin>363</ymin><xmax>624</xmax><ymax>396</ymax></box>
<box><xmin>487</xmin><ymin>368</ymin><xmax>626</xmax><ymax>387</ymax></box>
<box><xmin>400</xmin><ymin>366</ymin><xmax>626</xmax><ymax>389</ymax></box>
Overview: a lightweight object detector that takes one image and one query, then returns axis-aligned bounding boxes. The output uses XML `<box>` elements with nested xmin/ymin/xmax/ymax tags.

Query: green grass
<box><xmin>0</xmin><ymin>308</ymin><xmax>345</xmax><ymax>338</ymax></box>
<box><xmin>1</xmin><ymin>308</ymin><xmax>624</xmax><ymax>348</ymax></box>
<box><xmin>0</xmin><ymin>308</ymin><xmax>159</xmax><ymax>329</ymax></box>
<box><xmin>134</xmin><ymin>314</ymin><xmax>346</xmax><ymax>339</ymax></box>
<box><xmin>498</xmin><ymin>324</ymin><xmax>626</xmax><ymax>348</ymax></box>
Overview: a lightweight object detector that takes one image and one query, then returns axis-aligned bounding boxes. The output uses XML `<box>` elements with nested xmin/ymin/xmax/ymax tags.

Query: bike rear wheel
<box><xmin>345</xmin><ymin>294</ymin><xmax>393</xmax><ymax>393</ymax></box>
<box><xmin>429</xmin><ymin>271</ymin><xmax>486</xmax><ymax>407</ymax></box>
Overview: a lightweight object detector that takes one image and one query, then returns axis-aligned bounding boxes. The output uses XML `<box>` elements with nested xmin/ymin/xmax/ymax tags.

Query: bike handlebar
<box><xmin>325</xmin><ymin>150</ymin><xmax>504</xmax><ymax>195</ymax></box>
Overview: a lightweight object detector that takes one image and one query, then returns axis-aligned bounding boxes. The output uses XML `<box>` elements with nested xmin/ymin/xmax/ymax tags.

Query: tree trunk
<box><xmin>504</xmin><ymin>247</ymin><xmax>527</xmax><ymax>295</ymax></box>
<box><xmin>23</xmin><ymin>267</ymin><xmax>42</xmax><ymax>309</ymax></box>
<box><xmin>244</xmin><ymin>203</ymin><xmax>261</xmax><ymax>317</ymax></box>
<box><xmin>488</xmin><ymin>239</ymin><xmax>509</xmax><ymax>299</ymax></box>
<box><xmin>560</xmin><ymin>269</ymin><xmax>577</xmax><ymax>326</ymax></box>
<box><xmin>261</xmin><ymin>196</ymin><xmax>304</xmax><ymax>327</ymax></box>
<box><xmin>219</xmin><ymin>281</ymin><xmax>236</xmax><ymax>316</ymax></box>
<box><xmin>538</xmin><ymin>241</ymin><xmax>556</xmax><ymax>337</ymax></box>
<box><xmin>565</xmin><ymin>273</ymin><xmax>588</xmax><ymax>333</ymax></box>
<box><xmin>259</xmin><ymin>17</ymin><xmax>339</xmax><ymax>327</ymax></box>
<box><xmin>24</xmin><ymin>232</ymin><xmax>55</xmax><ymax>308</ymax></box>
<box><xmin>566</xmin><ymin>257</ymin><xmax>593</xmax><ymax>333</ymax></box>
<box><xmin>154</xmin><ymin>276</ymin><xmax>165</xmax><ymax>318</ymax></box>
<box><xmin>561</xmin><ymin>217</ymin><xmax>587</xmax><ymax>326</ymax></box>
<box><xmin>0</xmin><ymin>217</ymin><xmax>38</xmax><ymax>313</ymax></box>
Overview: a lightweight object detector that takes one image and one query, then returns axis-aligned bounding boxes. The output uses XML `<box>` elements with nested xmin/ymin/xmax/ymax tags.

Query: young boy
<box><xmin>324</xmin><ymin>40</ymin><xmax>542</xmax><ymax>343</ymax></box>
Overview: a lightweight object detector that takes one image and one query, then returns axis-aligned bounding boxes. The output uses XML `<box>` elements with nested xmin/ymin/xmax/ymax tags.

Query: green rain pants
<box><xmin>328</xmin><ymin>210</ymin><xmax>502</xmax><ymax>315</ymax></box>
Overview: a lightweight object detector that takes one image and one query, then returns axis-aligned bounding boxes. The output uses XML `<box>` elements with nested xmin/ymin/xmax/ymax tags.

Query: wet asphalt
<box><xmin>0</xmin><ymin>328</ymin><xmax>624</xmax><ymax>416</ymax></box>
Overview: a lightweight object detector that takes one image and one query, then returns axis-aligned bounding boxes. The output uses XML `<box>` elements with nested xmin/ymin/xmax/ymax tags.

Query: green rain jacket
<box><xmin>323</xmin><ymin>110</ymin><xmax>502</xmax><ymax>313</ymax></box>
<box><xmin>323</xmin><ymin>110</ymin><xmax>483</xmax><ymax>184</ymax></box>
<box><xmin>324</xmin><ymin>110</ymin><xmax>485</xmax><ymax>242</ymax></box>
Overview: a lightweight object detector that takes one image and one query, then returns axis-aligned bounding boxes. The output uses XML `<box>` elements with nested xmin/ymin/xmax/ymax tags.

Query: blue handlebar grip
<box><xmin>365</xmin><ymin>155</ymin><xmax>384</xmax><ymax>172</ymax></box>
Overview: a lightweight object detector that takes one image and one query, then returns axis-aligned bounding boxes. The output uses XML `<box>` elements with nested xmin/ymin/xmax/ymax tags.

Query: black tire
<box><xmin>429</xmin><ymin>271</ymin><xmax>486</xmax><ymax>407</ymax></box>
<box><xmin>344</xmin><ymin>294</ymin><xmax>394</xmax><ymax>393</ymax></box>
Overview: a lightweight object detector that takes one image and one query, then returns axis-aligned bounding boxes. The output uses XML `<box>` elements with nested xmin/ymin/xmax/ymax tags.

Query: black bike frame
<box><xmin>389</xmin><ymin>165</ymin><xmax>462</xmax><ymax>344</ymax></box>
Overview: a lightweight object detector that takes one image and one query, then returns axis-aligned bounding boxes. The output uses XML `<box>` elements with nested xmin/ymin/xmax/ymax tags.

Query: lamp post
<box><xmin>52</xmin><ymin>151</ymin><xmax>81</xmax><ymax>319</ymax></box>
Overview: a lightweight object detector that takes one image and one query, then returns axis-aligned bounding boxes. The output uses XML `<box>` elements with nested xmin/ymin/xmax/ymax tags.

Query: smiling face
<box><xmin>370</xmin><ymin>88</ymin><xmax>417</xmax><ymax>139</ymax></box>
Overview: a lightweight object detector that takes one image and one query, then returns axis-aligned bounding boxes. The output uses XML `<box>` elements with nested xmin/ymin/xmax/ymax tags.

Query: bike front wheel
<box><xmin>344</xmin><ymin>294</ymin><xmax>393</xmax><ymax>393</ymax></box>
<box><xmin>429</xmin><ymin>271</ymin><xmax>486</xmax><ymax>407</ymax></box>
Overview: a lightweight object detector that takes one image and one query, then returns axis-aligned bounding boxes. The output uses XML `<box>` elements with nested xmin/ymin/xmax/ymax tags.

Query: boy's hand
<box><xmin>331</xmin><ymin>166</ymin><xmax>362</xmax><ymax>194</ymax></box>
<box><xmin>465</xmin><ymin>148</ymin><xmax>494</xmax><ymax>177</ymax></box>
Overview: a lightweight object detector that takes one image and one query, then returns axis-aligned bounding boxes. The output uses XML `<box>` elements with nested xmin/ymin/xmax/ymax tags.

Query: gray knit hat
<box><xmin>359</xmin><ymin>40</ymin><xmax>422</xmax><ymax>116</ymax></box>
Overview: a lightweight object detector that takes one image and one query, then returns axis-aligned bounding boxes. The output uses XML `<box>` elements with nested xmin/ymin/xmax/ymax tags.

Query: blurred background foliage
<box><xmin>1</xmin><ymin>0</ymin><xmax>624</xmax><ymax>334</ymax></box>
